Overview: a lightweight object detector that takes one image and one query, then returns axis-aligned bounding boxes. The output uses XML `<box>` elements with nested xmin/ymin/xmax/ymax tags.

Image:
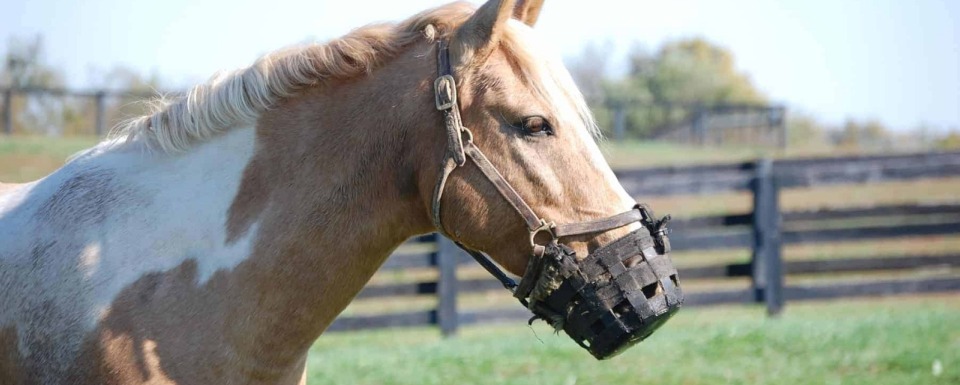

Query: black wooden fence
<box><xmin>0</xmin><ymin>87</ymin><xmax>169</xmax><ymax>136</ymax></box>
<box><xmin>330</xmin><ymin>151</ymin><xmax>960</xmax><ymax>334</ymax></box>
<box><xmin>598</xmin><ymin>102</ymin><xmax>786</xmax><ymax>148</ymax></box>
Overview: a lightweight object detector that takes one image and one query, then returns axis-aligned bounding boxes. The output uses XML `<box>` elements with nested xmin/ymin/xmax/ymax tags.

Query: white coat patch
<box><xmin>0</xmin><ymin>127</ymin><xmax>260</xmax><ymax>382</ymax></box>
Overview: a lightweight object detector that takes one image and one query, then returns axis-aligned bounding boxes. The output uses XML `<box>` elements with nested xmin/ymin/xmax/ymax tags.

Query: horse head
<box><xmin>420</xmin><ymin>0</ymin><xmax>683</xmax><ymax>358</ymax></box>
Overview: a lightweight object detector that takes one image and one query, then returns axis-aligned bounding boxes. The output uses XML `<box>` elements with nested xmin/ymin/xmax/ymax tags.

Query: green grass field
<box><xmin>309</xmin><ymin>296</ymin><xmax>959</xmax><ymax>385</ymax></box>
<box><xmin>0</xmin><ymin>135</ymin><xmax>98</xmax><ymax>182</ymax></box>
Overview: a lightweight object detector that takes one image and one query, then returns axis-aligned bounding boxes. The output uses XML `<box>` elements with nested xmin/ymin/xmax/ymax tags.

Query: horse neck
<box><xmin>223</xmin><ymin>45</ymin><xmax>441</xmax><ymax>363</ymax></box>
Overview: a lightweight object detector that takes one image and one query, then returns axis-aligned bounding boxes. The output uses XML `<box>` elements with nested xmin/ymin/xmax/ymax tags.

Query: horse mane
<box><xmin>112</xmin><ymin>1</ymin><xmax>598</xmax><ymax>154</ymax></box>
<box><xmin>111</xmin><ymin>2</ymin><xmax>476</xmax><ymax>153</ymax></box>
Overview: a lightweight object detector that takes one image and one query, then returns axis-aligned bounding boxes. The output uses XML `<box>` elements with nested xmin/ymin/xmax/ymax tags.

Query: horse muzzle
<box><xmin>514</xmin><ymin>223</ymin><xmax>683</xmax><ymax>359</ymax></box>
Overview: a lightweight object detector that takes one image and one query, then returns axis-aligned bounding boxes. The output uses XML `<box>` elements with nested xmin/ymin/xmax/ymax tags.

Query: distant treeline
<box><xmin>2</xmin><ymin>34</ymin><xmax>958</xmax><ymax>150</ymax></box>
<box><xmin>566</xmin><ymin>37</ymin><xmax>959</xmax><ymax>151</ymax></box>
<box><xmin>1</xmin><ymin>36</ymin><xmax>165</xmax><ymax>136</ymax></box>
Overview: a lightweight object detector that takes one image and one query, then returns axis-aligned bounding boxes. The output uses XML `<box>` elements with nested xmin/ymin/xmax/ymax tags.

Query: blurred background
<box><xmin>1</xmin><ymin>0</ymin><xmax>958</xmax><ymax>384</ymax></box>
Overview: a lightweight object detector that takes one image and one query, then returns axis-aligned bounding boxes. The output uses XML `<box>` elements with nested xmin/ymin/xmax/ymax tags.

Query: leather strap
<box><xmin>455</xmin><ymin>241</ymin><xmax>520</xmax><ymax>291</ymax></box>
<box><xmin>553</xmin><ymin>205</ymin><xmax>645</xmax><ymax>238</ymax></box>
<box><xmin>431</xmin><ymin>40</ymin><xmax>469</xmax><ymax>235</ymax></box>
<box><xmin>431</xmin><ymin>157</ymin><xmax>459</xmax><ymax>233</ymax></box>
<box><xmin>463</xmin><ymin>142</ymin><xmax>545</xmax><ymax>232</ymax></box>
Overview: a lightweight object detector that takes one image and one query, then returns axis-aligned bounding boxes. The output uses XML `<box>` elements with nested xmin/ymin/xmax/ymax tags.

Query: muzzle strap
<box><xmin>553</xmin><ymin>205</ymin><xmax>645</xmax><ymax>238</ymax></box>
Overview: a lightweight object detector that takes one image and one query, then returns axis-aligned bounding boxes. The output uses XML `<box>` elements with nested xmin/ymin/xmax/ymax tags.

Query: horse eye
<box><xmin>520</xmin><ymin>116</ymin><xmax>552</xmax><ymax>136</ymax></box>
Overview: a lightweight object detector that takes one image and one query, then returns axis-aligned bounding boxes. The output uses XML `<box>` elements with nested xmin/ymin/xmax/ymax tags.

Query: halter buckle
<box><xmin>434</xmin><ymin>75</ymin><xmax>457</xmax><ymax>111</ymax></box>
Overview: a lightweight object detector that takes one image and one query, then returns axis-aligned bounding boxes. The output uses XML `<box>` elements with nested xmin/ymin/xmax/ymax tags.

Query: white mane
<box><xmin>109</xmin><ymin>4</ymin><xmax>476</xmax><ymax>154</ymax></box>
<box><xmin>110</xmin><ymin>3</ymin><xmax>599</xmax><ymax>154</ymax></box>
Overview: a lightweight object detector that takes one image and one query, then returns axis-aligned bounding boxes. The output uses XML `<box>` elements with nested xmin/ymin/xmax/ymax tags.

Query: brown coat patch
<box><xmin>68</xmin><ymin>260</ymin><xmax>309</xmax><ymax>385</ymax></box>
<box><xmin>0</xmin><ymin>326</ymin><xmax>24</xmax><ymax>384</ymax></box>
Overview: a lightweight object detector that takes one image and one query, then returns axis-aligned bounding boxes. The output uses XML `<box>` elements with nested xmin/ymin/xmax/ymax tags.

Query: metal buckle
<box><xmin>434</xmin><ymin>75</ymin><xmax>457</xmax><ymax>111</ymax></box>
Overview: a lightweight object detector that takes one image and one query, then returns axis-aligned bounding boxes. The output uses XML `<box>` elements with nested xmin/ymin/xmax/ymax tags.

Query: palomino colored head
<box><xmin>424</xmin><ymin>0</ymin><xmax>683</xmax><ymax>358</ymax></box>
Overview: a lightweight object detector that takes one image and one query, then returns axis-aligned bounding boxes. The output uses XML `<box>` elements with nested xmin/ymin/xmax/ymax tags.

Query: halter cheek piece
<box><xmin>430</xmin><ymin>40</ymin><xmax>683</xmax><ymax>359</ymax></box>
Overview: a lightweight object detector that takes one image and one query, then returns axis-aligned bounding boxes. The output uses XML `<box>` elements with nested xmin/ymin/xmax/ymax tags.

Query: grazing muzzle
<box><xmin>514</xmin><ymin>210</ymin><xmax>682</xmax><ymax>359</ymax></box>
<box><xmin>430</xmin><ymin>39</ymin><xmax>683</xmax><ymax>359</ymax></box>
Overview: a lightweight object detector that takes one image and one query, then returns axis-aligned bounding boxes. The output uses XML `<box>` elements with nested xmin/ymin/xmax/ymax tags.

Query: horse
<box><xmin>0</xmin><ymin>1</ymin><xmax>681</xmax><ymax>383</ymax></box>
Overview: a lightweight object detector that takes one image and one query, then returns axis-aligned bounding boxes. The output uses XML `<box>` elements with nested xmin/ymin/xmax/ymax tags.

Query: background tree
<box><xmin>567</xmin><ymin>41</ymin><xmax>621</xmax><ymax>134</ymax></box>
<box><xmin>934</xmin><ymin>129</ymin><xmax>960</xmax><ymax>150</ymax></box>
<box><xmin>2</xmin><ymin>36</ymin><xmax>163</xmax><ymax>136</ymax></box>
<box><xmin>832</xmin><ymin>118</ymin><xmax>891</xmax><ymax>150</ymax></box>
<box><xmin>642</xmin><ymin>38</ymin><xmax>765</xmax><ymax>106</ymax></box>
<box><xmin>1</xmin><ymin>35</ymin><xmax>83</xmax><ymax>135</ymax></box>
<box><xmin>566</xmin><ymin>41</ymin><xmax>612</xmax><ymax>106</ymax></box>
<box><xmin>96</xmin><ymin>66</ymin><xmax>164</xmax><ymax>132</ymax></box>
<box><xmin>786</xmin><ymin>112</ymin><xmax>828</xmax><ymax>149</ymax></box>
<box><xmin>570</xmin><ymin>37</ymin><xmax>769</xmax><ymax>138</ymax></box>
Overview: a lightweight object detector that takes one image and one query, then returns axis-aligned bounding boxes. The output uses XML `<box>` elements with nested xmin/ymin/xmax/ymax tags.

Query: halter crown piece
<box><xmin>429</xmin><ymin>39</ymin><xmax>683</xmax><ymax>359</ymax></box>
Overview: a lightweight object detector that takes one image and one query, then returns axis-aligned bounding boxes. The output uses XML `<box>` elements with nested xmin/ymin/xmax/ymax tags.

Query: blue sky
<box><xmin>2</xmin><ymin>0</ymin><xmax>958</xmax><ymax>131</ymax></box>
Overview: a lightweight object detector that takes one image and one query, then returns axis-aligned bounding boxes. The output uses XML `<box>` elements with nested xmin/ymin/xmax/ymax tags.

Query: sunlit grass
<box><xmin>311</xmin><ymin>295</ymin><xmax>960</xmax><ymax>385</ymax></box>
<box><xmin>0</xmin><ymin>135</ymin><xmax>99</xmax><ymax>182</ymax></box>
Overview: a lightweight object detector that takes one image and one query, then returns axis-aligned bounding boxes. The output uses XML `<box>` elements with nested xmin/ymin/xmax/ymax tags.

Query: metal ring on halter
<box><xmin>529</xmin><ymin>220</ymin><xmax>557</xmax><ymax>257</ymax></box>
<box><xmin>460</xmin><ymin>126</ymin><xmax>474</xmax><ymax>143</ymax></box>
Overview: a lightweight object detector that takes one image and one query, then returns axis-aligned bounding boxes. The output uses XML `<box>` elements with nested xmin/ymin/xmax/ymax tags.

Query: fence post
<box><xmin>2</xmin><ymin>89</ymin><xmax>11</xmax><ymax>135</ymax></box>
<box><xmin>751</xmin><ymin>158</ymin><xmax>784</xmax><ymax>316</ymax></box>
<box><xmin>94</xmin><ymin>91</ymin><xmax>107</xmax><ymax>137</ymax></box>
<box><xmin>435</xmin><ymin>235</ymin><xmax>460</xmax><ymax>336</ymax></box>
<box><xmin>612</xmin><ymin>104</ymin><xmax>626</xmax><ymax>141</ymax></box>
<box><xmin>777</xmin><ymin>106</ymin><xmax>788</xmax><ymax>149</ymax></box>
<box><xmin>692</xmin><ymin>105</ymin><xmax>707</xmax><ymax>146</ymax></box>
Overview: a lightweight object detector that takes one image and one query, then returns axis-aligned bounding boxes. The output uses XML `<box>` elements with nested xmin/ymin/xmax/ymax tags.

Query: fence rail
<box><xmin>598</xmin><ymin>102</ymin><xmax>786</xmax><ymax>147</ymax></box>
<box><xmin>328</xmin><ymin>150</ymin><xmax>960</xmax><ymax>333</ymax></box>
<box><xmin>0</xmin><ymin>87</ymin><xmax>178</xmax><ymax>136</ymax></box>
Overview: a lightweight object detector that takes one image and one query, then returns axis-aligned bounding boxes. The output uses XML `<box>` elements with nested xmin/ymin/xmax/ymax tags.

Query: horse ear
<box><xmin>513</xmin><ymin>0</ymin><xmax>544</xmax><ymax>26</ymax></box>
<box><xmin>451</xmin><ymin>0</ymin><xmax>517</xmax><ymax>68</ymax></box>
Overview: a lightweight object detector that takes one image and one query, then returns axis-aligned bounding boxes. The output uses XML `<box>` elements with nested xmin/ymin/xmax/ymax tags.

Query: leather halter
<box><xmin>430</xmin><ymin>40</ymin><xmax>663</xmax><ymax>293</ymax></box>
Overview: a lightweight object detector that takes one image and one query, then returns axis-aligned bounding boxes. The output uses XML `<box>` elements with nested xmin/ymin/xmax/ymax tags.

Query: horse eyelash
<box><xmin>498</xmin><ymin>111</ymin><xmax>522</xmax><ymax>129</ymax></box>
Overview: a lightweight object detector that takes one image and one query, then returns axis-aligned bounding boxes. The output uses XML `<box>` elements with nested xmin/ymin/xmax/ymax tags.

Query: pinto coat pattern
<box><xmin>0</xmin><ymin>1</ymin><xmax>645</xmax><ymax>383</ymax></box>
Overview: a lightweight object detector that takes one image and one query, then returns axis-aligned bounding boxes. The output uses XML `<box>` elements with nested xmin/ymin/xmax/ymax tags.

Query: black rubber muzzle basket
<box><xmin>519</xmin><ymin>228</ymin><xmax>683</xmax><ymax>359</ymax></box>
